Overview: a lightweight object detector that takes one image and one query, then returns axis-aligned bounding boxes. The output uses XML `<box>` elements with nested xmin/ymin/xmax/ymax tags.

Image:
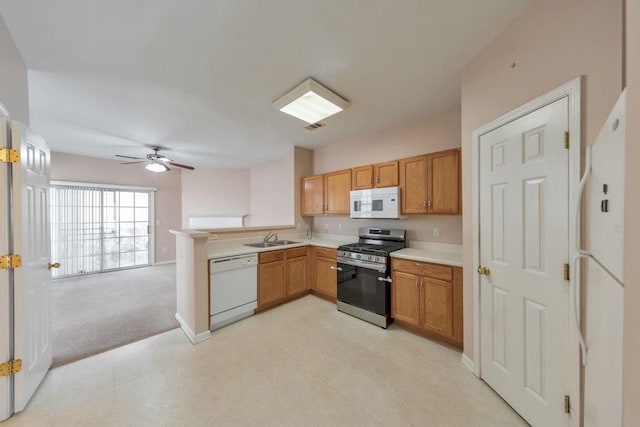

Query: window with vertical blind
<box><xmin>50</xmin><ymin>183</ymin><xmax>154</xmax><ymax>278</ymax></box>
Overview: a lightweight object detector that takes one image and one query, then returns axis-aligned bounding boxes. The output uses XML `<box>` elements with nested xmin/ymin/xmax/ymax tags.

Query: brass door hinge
<box><xmin>0</xmin><ymin>148</ymin><xmax>19</xmax><ymax>163</ymax></box>
<box><xmin>564</xmin><ymin>395</ymin><xmax>571</xmax><ymax>414</ymax></box>
<box><xmin>564</xmin><ymin>263</ymin><xmax>570</xmax><ymax>281</ymax></box>
<box><xmin>0</xmin><ymin>359</ymin><xmax>22</xmax><ymax>377</ymax></box>
<box><xmin>564</xmin><ymin>131</ymin><xmax>570</xmax><ymax>149</ymax></box>
<box><xmin>0</xmin><ymin>254</ymin><xmax>22</xmax><ymax>270</ymax></box>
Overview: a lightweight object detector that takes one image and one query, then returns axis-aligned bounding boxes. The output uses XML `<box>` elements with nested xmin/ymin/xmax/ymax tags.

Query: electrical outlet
<box><xmin>162</xmin><ymin>247</ymin><xmax>168</xmax><ymax>254</ymax></box>
<box><xmin>325</xmin><ymin>223</ymin><xmax>329</xmax><ymax>231</ymax></box>
<box><xmin>210</xmin><ymin>234</ymin><xmax>218</xmax><ymax>239</ymax></box>
<box><xmin>338</xmin><ymin>223</ymin><xmax>342</xmax><ymax>231</ymax></box>
<box><xmin>432</xmin><ymin>227</ymin><xmax>441</xmax><ymax>238</ymax></box>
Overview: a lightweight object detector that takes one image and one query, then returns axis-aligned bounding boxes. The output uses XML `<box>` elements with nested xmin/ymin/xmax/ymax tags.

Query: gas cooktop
<box><xmin>337</xmin><ymin>242</ymin><xmax>405</xmax><ymax>256</ymax></box>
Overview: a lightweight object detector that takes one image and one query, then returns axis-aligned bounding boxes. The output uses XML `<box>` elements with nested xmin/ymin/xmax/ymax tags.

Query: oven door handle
<box><xmin>330</xmin><ymin>265</ymin><xmax>343</xmax><ymax>271</ymax></box>
<box><xmin>337</xmin><ymin>257</ymin><xmax>386</xmax><ymax>273</ymax></box>
<box><xmin>377</xmin><ymin>277</ymin><xmax>392</xmax><ymax>283</ymax></box>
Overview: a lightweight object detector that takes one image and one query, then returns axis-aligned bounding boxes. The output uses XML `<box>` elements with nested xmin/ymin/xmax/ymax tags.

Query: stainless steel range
<box><xmin>336</xmin><ymin>227</ymin><xmax>406</xmax><ymax>328</ymax></box>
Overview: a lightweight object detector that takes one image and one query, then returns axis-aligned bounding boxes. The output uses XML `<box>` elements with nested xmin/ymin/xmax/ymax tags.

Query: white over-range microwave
<box><xmin>350</xmin><ymin>186</ymin><xmax>402</xmax><ymax>219</ymax></box>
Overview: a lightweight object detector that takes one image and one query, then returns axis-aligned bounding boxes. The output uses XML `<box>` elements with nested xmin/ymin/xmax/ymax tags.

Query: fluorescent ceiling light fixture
<box><xmin>273</xmin><ymin>78</ymin><xmax>349</xmax><ymax>124</ymax></box>
<box><xmin>145</xmin><ymin>162</ymin><xmax>169</xmax><ymax>172</ymax></box>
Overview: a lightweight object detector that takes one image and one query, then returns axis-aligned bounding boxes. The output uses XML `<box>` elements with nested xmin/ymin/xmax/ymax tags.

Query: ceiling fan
<box><xmin>116</xmin><ymin>147</ymin><xmax>195</xmax><ymax>172</ymax></box>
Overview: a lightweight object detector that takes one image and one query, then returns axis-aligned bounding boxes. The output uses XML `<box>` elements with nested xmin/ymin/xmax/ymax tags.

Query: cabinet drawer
<box><xmin>259</xmin><ymin>250</ymin><xmax>285</xmax><ymax>264</ymax></box>
<box><xmin>392</xmin><ymin>258</ymin><xmax>424</xmax><ymax>275</ymax></box>
<box><xmin>315</xmin><ymin>247</ymin><xmax>337</xmax><ymax>260</ymax></box>
<box><xmin>392</xmin><ymin>258</ymin><xmax>452</xmax><ymax>281</ymax></box>
<box><xmin>286</xmin><ymin>247</ymin><xmax>307</xmax><ymax>259</ymax></box>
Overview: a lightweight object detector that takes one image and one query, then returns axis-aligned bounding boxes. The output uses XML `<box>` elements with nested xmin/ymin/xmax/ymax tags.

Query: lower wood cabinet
<box><xmin>391</xmin><ymin>258</ymin><xmax>462</xmax><ymax>347</ymax></box>
<box><xmin>258</xmin><ymin>251</ymin><xmax>287</xmax><ymax>308</ymax></box>
<box><xmin>258</xmin><ymin>247</ymin><xmax>309</xmax><ymax>311</ymax></box>
<box><xmin>311</xmin><ymin>247</ymin><xmax>338</xmax><ymax>300</ymax></box>
<box><xmin>286</xmin><ymin>247</ymin><xmax>308</xmax><ymax>297</ymax></box>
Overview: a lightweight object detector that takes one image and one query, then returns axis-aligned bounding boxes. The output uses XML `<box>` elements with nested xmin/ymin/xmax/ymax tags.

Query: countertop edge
<box><xmin>390</xmin><ymin>251</ymin><xmax>463</xmax><ymax>268</ymax></box>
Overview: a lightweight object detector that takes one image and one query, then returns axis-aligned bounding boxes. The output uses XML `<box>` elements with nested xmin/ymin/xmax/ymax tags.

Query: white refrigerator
<box><xmin>575</xmin><ymin>90</ymin><xmax>626</xmax><ymax>426</ymax></box>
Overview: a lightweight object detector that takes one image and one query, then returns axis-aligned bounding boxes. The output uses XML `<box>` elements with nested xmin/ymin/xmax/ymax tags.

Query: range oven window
<box><xmin>337</xmin><ymin>262</ymin><xmax>389</xmax><ymax>316</ymax></box>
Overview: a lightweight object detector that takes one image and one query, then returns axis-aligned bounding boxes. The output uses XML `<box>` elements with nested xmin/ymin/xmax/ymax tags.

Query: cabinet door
<box><xmin>352</xmin><ymin>165</ymin><xmax>374</xmax><ymax>190</ymax></box>
<box><xmin>427</xmin><ymin>149</ymin><xmax>460</xmax><ymax>214</ymax></box>
<box><xmin>324</xmin><ymin>169</ymin><xmax>352</xmax><ymax>214</ymax></box>
<box><xmin>399</xmin><ymin>155</ymin><xmax>428</xmax><ymax>214</ymax></box>
<box><xmin>315</xmin><ymin>256</ymin><xmax>337</xmax><ymax>298</ymax></box>
<box><xmin>258</xmin><ymin>261</ymin><xmax>286</xmax><ymax>307</ymax></box>
<box><xmin>374</xmin><ymin>161</ymin><xmax>399</xmax><ymax>188</ymax></box>
<box><xmin>421</xmin><ymin>277</ymin><xmax>453</xmax><ymax>337</ymax></box>
<box><xmin>301</xmin><ymin>175</ymin><xmax>325</xmax><ymax>216</ymax></box>
<box><xmin>391</xmin><ymin>271</ymin><xmax>421</xmax><ymax>326</ymax></box>
<box><xmin>286</xmin><ymin>256</ymin><xmax>307</xmax><ymax>296</ymax></box>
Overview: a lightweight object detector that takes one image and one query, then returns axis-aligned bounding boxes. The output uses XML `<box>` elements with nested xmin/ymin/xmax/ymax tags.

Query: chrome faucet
<box><xmin>263</xmin><ymin>232</ymin><xmax>278</xmax><ymax>243</ymax></box>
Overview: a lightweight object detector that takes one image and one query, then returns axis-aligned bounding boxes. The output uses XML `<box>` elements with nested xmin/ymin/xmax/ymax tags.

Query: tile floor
<box><xmin>4</xmin><ymin>295</ymin><xmax>528</xmax><ymax>426</ymax></box>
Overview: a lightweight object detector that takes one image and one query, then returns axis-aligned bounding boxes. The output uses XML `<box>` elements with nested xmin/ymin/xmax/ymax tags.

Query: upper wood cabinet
<box><xmin>352</xmin><ymin>161</ymin><xmax>398</xmax><ymax>190</ymax></box>
<box><xmin>427</xmin><ymin>149</ymin><xmax>460</xmax><ymax>214</ymax></box>
<box><xmin>374</xmin><ymin>161</ymin><xmax>399</xmax><ymax>188</ymax></box>
<box><xmin>399</xmin><ymin>155</ymin><xmax>428</xmax><ymax>214</ymax></box>
<box><xmin>301</xmin><ymin>175</ymin><xmax>324</xmax><ymax>216</ymax></box>
<box><xmin>324</xmin><ymin>169</ymin><xmax>352</xmax><ymax>214</ymax></box>
<box><xmin>399</xmin><ymin>150</ymin><xmax>461</xmax><ymax>215</ymax></box>
<box><xmin>352</xmin><ymin>165</ymin><xmax>374</xmax><ymax>190</ymax></box>
<box><xmin>302</xmin><ymin>148</ymin><xmax>460</xmax><ymax>216</ymax></box>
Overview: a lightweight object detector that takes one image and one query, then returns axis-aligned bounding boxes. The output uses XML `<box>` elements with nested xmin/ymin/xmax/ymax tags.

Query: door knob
<box><xmin>48</xmin><ymin>262</ymin><xmax>61</xmax><ymax>270</ymax></box>
<box><xmin>477</xmin><ymin>266</ymin><xmax>490</xmax><ymax>276</ymax></box>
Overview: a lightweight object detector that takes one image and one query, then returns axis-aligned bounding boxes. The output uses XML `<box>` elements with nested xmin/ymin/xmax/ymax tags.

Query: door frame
<box><xmin>471</xmin><ymin>77</ymin><xmax>582</xmax><ymax>425</ymax></box>
<box><xmin>0</xmin><ymin>102</ymin><xmax>12</xmax><ymax>421</ymax></box>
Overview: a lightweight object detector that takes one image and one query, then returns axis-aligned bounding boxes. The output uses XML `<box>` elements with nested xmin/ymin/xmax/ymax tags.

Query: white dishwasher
<box><xmin>209</xmin><ymin>253</ymin><xmax>258</xmax><ymax>330</ymax></box>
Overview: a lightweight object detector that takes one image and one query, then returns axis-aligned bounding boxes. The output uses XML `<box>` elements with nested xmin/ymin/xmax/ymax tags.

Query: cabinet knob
<box><xmin>423</xmin><ymin>200</ymin><xmax>426</xmax><ymax>207</ymax></box>
<box><xmin>427</xmin><ymin>200</ymin><xmax>432</xmax><ymax>208</ymax></box>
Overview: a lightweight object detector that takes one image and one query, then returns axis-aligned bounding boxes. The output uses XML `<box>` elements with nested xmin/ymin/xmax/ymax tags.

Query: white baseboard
<box><xmin>175</xmin><ymin>313</ymin><xmax>211</xmax><ymax>344</ymax></box>
<box><xmin>154</xmin><ymin>260</ymin><xmax>176</xmax><ymax>265</ymax></box>
<box><xmin>461</xmin><ymin>353</ymin><xmax>476</xmax><ymax>375</ymax></box>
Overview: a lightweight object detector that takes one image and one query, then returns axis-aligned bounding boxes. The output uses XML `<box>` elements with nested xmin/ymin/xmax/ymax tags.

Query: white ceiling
<box><xmin>0</xmin><ymin>0</ymin><xmax>528</xmax><ymax>168</ymax></box>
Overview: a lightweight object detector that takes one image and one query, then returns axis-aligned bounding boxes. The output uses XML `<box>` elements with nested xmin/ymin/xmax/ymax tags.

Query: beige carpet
<box><xmin>51</xmin><ymin>264</ymin><xmax>179</xmax><ymax>366</ymax></box>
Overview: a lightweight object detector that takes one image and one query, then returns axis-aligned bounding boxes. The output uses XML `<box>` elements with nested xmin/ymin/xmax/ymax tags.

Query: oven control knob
<box><xmin>367</xmin><ymin>255</ymin><xmax>373</xmax><ymax>261</ymax></box>
<box><xmin>356</xmin><ymin>254</ymin><xmax>361</xmax><ymax>259</ymax></box>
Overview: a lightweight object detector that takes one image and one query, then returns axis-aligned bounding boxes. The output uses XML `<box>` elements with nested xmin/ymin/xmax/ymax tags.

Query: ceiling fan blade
<box><xmin>166</xmin><ymin>161</ymin><xmax>195</xmax><ymax>170</ymax></box>
<box><xmin>116</xmin><ymin>154</ymin><xmax>144</xmax><ymax>160</ymax></box>
<box><xmin>120</xmin><ymin>161</ymin><xmax>148</xmax><ymax>165</ymax></box>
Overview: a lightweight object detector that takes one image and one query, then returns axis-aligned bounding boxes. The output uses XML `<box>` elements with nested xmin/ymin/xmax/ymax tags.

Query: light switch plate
<box><xmin>432</xmin><ymin>227</ymin><xmax>440</xmax><ymax>237</ymax></box>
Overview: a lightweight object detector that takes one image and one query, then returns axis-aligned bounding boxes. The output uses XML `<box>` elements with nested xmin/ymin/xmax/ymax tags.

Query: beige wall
<box><xmin>623</xmin><ymin>0</ymin><xmax>639</xmax><ymax>424</ymax></box>
<box><xmin>311</xmin><ymin>107</ymin><xmax>462</xmax><ymax>243</ymax></box>
<box><xmin>0</xmin><ymin>14</ymin><xmax>28</xmax><ymax>124</ymax></box>
<box><xmin>180</xmin><ymin>168</ymin><xmax>250</xmax><ymax>227</ymax></box>
<box><xmin>248</xmin><ymin>153</ymin><xmax>295</xmax><ymax>227</ymax></box>
<box><xmin>460</xmin><ymin>0</ymin><xmax>623</xmax><ymax>360</ymax></box>
<box><xmin>293</xmin><ymin>146</ymin><xmax>314</xmax><ymax>233</ymax></box>
<box><xmin>51</xmin><ymin>152</ymin><xmax>182</xmax><ymax>263</ymax></box>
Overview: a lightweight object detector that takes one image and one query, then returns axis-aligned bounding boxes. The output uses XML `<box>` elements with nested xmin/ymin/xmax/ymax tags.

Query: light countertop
<box><xmin>391</xmin><ymin>242</ymin><xmax>463</xmax><ymax>267</ymax></box>
<box><xmin>207</xmin><ymin>233</ymin><xmax>356</xmax><ymax>259</ymax></box>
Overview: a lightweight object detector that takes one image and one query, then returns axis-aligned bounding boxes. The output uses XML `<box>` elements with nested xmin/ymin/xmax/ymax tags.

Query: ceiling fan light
<box><xmin>145</xmin><ymin>162</ymin><xmax>169</xmax><ymax>172</ymax></box>
<box><xmin>273</xmin><ymin>78</ymin><xmax>349</xmax><ymax>124</ymax></box>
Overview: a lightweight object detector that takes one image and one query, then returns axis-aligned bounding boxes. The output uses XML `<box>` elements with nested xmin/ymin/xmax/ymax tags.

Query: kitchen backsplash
<box><xmin>312</xmin><ymin>215</ymin><xmax>462</xmax><ymax>244</ymax></box>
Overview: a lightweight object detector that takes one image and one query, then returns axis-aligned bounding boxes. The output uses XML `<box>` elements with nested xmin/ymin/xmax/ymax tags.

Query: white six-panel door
<box><xmin>11</xmin><ymin>121</ymin><xmax>52</xmax><ymax>412</ymax></box>
<box><xmin>479</xmin><ymin>97</ymin><xmax>570</xmax><ymax>426</ymax></box>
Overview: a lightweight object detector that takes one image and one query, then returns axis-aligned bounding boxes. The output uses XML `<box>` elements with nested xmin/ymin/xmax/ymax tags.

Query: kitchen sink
<box><xmin>272</xmin><ymin>240</ymin><xmax>300</xmax><ymax>245</ymax></box>
<box><xmin>243</xmin><ymin>240</ymin><xmax>301</xmax><ymax>248</ymax></box>
<box><xmin>243</xmin><ymin>242</ymin><xmax>280</xmax><ymax>248</ymax></box>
